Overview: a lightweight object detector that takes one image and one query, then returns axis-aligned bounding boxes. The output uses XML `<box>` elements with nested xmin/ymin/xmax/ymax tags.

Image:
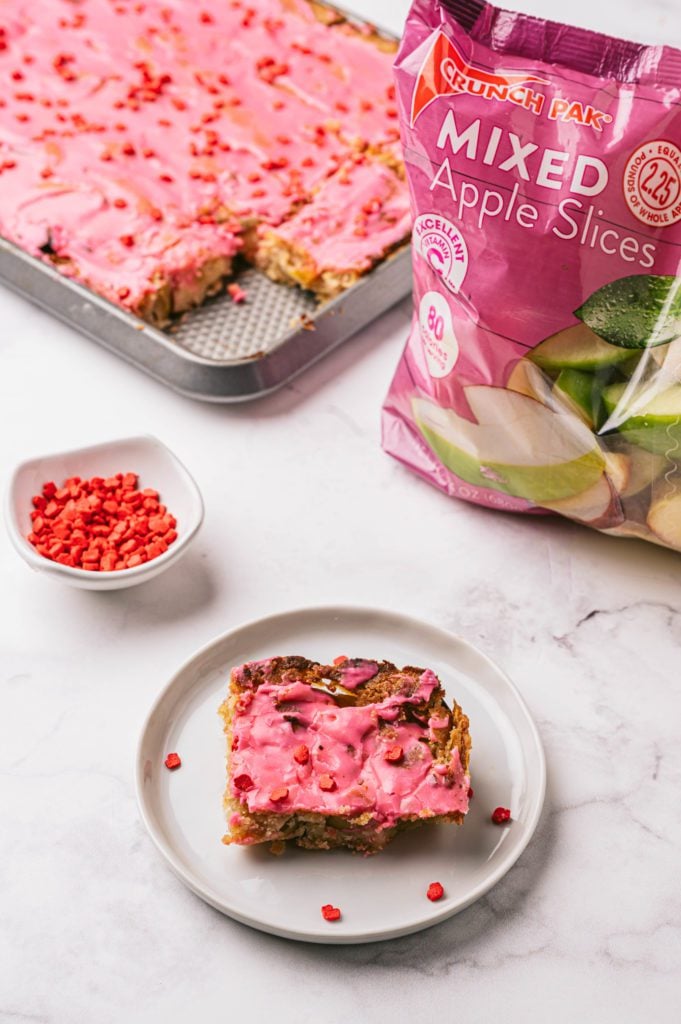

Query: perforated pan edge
<box><xmin>0</xmin><ymin>237</ymin><xmax>411</xmax><ymax>401</ymax></box>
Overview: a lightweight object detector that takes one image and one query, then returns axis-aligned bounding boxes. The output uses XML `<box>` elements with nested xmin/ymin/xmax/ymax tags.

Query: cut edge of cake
<box><xmin>255</xmin><ymin>157</ymin><xmax>411</xmax><ymax>300</ymax></box>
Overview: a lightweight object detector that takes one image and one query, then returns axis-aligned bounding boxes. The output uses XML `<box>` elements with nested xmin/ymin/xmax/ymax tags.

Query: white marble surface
<box><xmin>2</xmin><ymin>1</ymin><xmax>681</xmax><ymax>1021</ymax></box>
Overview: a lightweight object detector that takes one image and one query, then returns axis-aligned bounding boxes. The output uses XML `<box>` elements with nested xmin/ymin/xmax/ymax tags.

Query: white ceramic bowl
<box><xmin>5</xmin><ymin>435</ymin><xmax>204</xmax><ymax>590</ymax></box>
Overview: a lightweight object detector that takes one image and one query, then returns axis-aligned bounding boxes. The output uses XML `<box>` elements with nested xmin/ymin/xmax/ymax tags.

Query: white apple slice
<box><xmin>506</xmin><ymin>359</ymin><xmax>555</xmax><ymax>404</ymax></box>
<box><xmin>540</xmin><ymin>473</ymin><xmax>615</xmax><ymax>523</ymax></box>
<box><xmin>603</xmin><ymin>452</ymin><xmax>630</xmax><ymax>494</ymax></box>
<box><xmin>616</xmin><ymin>448</ymin><xmax>668</xmax><ymax>498</ymax></box>
<box><xmin>413</xmin><ymin>386</ymin><xmax>604</xmax><ymax>503</ymax></box>
<box><xmin>646</xmin><ymin>491</ymin><xmax>681</xmax><ymax>549</ymax></box>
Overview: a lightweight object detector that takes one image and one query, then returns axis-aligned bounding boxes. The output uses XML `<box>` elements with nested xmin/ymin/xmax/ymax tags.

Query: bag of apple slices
<box><xmin>382</xmin><ymin>0</ymin><xmax>681</xmax><ymax>549</ymax></box>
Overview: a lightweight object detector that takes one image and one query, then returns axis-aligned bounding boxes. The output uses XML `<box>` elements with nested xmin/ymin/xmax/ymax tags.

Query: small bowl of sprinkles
<box><xmin>5</xmin><ymin>435</ymin><xmax>203</xmax><ymax>590</ymax></box>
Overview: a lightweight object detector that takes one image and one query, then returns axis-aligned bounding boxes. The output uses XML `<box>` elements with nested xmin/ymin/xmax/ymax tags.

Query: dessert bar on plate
<box><xmin>219</xmin><ymin>656</ymin><xmax>471</xmax><ymax>853</ymax></box>
<box><xmin>0</xmin><ymin>0</ymin><xmax>408</xmax><ymax>325</ymax></box>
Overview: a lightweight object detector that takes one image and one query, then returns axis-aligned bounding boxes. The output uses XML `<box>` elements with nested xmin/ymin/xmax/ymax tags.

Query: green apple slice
<box><xmin>530</xmin><ymin>323</ymin><xmax>634</xmax><ymax>372</ymax></box>
<box><xmin>602</xmin><ymin>382</ymin><xmax>681</xmax><ymax>455</ymax></box>
<box><xmin>619</xmin><ymin>353</ymin><xmax>650</xmax><ymax>378</ymax></box>
<box><xmin>413</xmin><ymin>387</ymin><xmax>605</xmax><ymax>503</ymax></box>
<box><xmin>553</xmin><ymin>368</ymin><xmax>599</xmax><ymax>427</ymax></box>
<box><xmin>540</xmin><ymin>453</ymin><xmax>628</xmax><ymax>526</ymax></box>
<box><xmin>540</xmin><ymin>474</ymin><xmax>615</xmax><ymax>523</ymax></box>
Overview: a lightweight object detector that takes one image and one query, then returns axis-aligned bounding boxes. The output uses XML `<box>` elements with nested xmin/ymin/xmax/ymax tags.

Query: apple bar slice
<box><xmin>219</xmin><ymin>656</ymin><xmax>471</xmax><ymax>854</ymax></box>
<box><xmin>256</xmin><ymin>157</ymin><xmax>411</xmax><ymax>300</ymax></box>
<box><xmin>21</xmin><ymin>213</ymin><xmax>242</xmax><ymax>327</ymax></box>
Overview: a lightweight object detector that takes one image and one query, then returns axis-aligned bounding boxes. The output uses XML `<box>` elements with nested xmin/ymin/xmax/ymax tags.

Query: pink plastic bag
<box><xmin>383</xmin><ymin>0</ymin><xmax>681</xmax><ymax>550</ymax></box>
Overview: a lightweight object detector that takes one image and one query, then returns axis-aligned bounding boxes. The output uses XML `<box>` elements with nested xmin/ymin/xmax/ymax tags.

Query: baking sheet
<box><xmin>0</xmin><ymin>1</ymin><xmax>412</xmax><ymax>402</ymax></box>
<box><xmin>0</xmin><ymin>236</ymin><xmax>411</xmax><ymax>401</ymax></box>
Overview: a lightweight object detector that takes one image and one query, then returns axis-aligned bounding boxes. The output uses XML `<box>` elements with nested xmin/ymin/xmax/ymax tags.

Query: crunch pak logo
<box><xmin>411</xmin><ymin>32</ymin><xmax>612</xmax><ymax>132</ymax></box>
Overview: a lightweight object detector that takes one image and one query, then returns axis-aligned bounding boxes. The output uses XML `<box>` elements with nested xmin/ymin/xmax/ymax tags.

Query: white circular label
<box><xmin>413</xmin><ymin>214</ymin><xmax>468</xmax><ymax>293</ymax></box>
<box><xmin>418</xmin><ymin>291</ymin><xmax>458</xmax><ymax>378</ymax></box>
<box><xmin>623</xmin><ymin>140</ymin><xmax>681</xmax><ymax>227</ymax></box>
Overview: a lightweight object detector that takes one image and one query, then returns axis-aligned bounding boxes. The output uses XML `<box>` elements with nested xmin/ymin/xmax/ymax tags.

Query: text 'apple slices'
<box><xmin>413</xmin><ymin>385</ymin><xmax>605</xmax><ymax>504</ymax></box>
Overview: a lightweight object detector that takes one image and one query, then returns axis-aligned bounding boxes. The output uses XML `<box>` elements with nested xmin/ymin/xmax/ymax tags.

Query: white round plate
<box><xmin>136</xmin><ymin>606</ymin><xmax>545</xmax><ymax>944</ymax></box>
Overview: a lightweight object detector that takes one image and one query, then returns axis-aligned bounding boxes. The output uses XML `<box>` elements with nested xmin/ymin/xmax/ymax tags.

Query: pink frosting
<box><xmin>269</xmin><ymin>157</ymin><xmax>411</xmax><ymax>272</ymax></box>
<box><xmin>0</xmin><ymin>0</ymin><xmax>402</xmax><ymax>312</ymax></box>
<box><xmin>337</xmin><ymin>659</ymin><xmax>379</xmax><ymax>690</ymax></box>
<box><xmin>230</xmin><ymin>668</ymin><xmax>470</xmax><ymax>828</ymax></box>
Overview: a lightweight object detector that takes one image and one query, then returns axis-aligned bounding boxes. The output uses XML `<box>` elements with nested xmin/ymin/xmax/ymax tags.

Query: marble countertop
<box><xmin>2</xmin><ymin>1</ymin><xmax>680</xmax><ymax>1021</ymax></box>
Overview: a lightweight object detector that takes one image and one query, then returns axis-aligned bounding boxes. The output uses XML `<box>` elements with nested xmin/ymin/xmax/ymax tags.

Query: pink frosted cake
<box><xmin>219</xmin><ymin>656</ymin><xmax>471</xmax><ymax>853</ymax></box>
<box><xmin>257</xmin><ymin>155</ymin><xmax>411</xmax><ymax>298</ymax></box>
<box><xmin>0</xmin><ymin>0</ymin><xmax>407</xmax><ymax>324</ymax></box>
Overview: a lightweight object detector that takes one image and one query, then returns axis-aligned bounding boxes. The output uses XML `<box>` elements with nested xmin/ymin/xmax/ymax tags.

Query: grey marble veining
<box><xmin>2</xmin><ymin>1</ymin><xmax>681</xmax><ymax>1021</ymax></box>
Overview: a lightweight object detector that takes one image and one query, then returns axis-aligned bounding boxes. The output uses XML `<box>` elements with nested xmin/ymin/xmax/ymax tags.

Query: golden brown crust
<box><xmin>134</xmin><ymin>281</ymin><xmax>172</xmax><ymax>327</ymax></box>
<box><xmin>255</xmin><ymin>233</ymin><xmax>361</xmax><ymax>299</ymax></box>
<box><xmin>256</xmin><ymin>231</ymin><xmax>409</xmax><ymax>301</ymax></box>
<box><xmin>366</xmin><ymin>142</ymin><xmax>406</xmax><ymax>177</ymax></box>
<box><xmin>304</xmin><ymin>1</ymin><xmax>397</xmax><ymax>54</ymax></box>
<box><xmin>333</xmin><ymin>19</ymin><xmax>399</xmax><ymax>54</ymax></box>
<box><xmin>304</xmin><ymin>0</ymin><xmax>345</xmax><ymax>26</ymax></box>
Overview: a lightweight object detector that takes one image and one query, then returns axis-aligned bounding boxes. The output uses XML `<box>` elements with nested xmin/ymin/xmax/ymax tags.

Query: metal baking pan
<box><xmin>0</xmin><ymin>237</ymin><xmax>411</xmax><ymax>401</ymax></box>
<box><xmin>0</xmin><ymin>0</ymin><xmax>411</xmax><ymax>402</ymax></box>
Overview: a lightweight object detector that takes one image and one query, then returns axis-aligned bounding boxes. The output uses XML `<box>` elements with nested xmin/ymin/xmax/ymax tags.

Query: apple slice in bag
<box><xmin>602</xmin><ymin>382</ymin><xmax>681</xmax><ymax>456</ymax></box>
<box><xmin>614</xmin><ymin>445</ymin><xmax>669</xmax><ymax>498</ymax></box>
<box><xmin>647</xmin><ymin>490</ymin><xmax>681</xmax><ymax>549</ymax></box>
<box><xmin>529</xmin><ymin>323</ymin><xmax>633</xmax><ymax>372</ymax></box>
<box><xmin>413</xmin><ymin>385</ymin><xmax>605</xmax><ymax>503</ymax></box>
<box><xmin>538</xmin><ymin>474</ymin><xmax>619</xmax><ymax>525</ymax></box>
<box><xmin>506</xmin><ymin>358</ymin><xmax>556</xmax><ymax>403</ymax></box>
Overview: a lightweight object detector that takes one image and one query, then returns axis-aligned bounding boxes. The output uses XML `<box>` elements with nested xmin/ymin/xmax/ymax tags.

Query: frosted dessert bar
<box><xmin>257</xmin><ymin>156</ymin><xmax>411</xmax><ymax>298</ymax></box>
<box><xmin>0</xmin><ymin>0</ymin><xmax>406</xmax><ymax>324</ymax></box>
<box><xmin>219</xmin><ymin>656</ymin><xmax>471</xmax><ymax>854</ymax></box>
